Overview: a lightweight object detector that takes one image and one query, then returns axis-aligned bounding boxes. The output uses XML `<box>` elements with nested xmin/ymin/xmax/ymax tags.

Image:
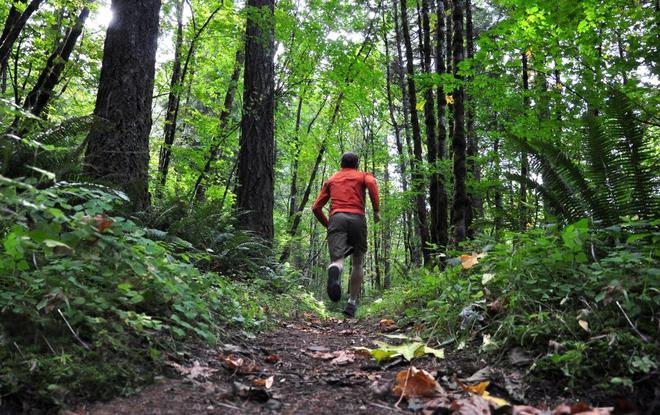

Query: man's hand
<box><xmin>374</xmin><ymin>211</ymin><xmax>381</xmax><ymax>224</ymax></box>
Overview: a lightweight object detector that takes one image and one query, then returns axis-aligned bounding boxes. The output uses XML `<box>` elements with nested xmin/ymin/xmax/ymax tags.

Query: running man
<box><xmin>311</xmin><ymin>152</ymin><xmax>380</xmax><ymax>317</ymax></box>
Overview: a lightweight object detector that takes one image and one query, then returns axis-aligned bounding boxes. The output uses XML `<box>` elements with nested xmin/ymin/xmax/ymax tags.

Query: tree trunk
<box><xmin>22</xmin><ymin>7</ymin><xmax>90</xmax><ymax>118</ymax></box>
<box><xmin>421</xmin><ymin>0</ymin><xmax>442</xmax><ymax>259</ymax></box>
<box><xmin>84</xmin><ymin>0</ymin><xmax>162</xmax><ymax>211</ymax></box>
<box><xmin>157</xmin><ymin>0</ymin><xmax>185</xmax><ymax>189</ymax></box>
<box><xmin>493</xmin><ymin>135</ymin><xmax>503</xmax><ymax>233</ymax></box>
<box><xmin>450</xmin><ymin>0</ymin><xmax>467</xmax><ymax>244</ymax></box>
<box><xmin>0</xmin><ymin>0</ymin><xmax>44</xmax><ymax>83</ymax></box>
<box><xmin>392</xmin><ymin>0</ymin><xmax>418</xmax><ymax>265</ymax></box>
<box><xmin>191</xmin><ymin>49</ymin><xmax>244</xmax><ymax>201</ymax></box>
<box><xmin>464</xmin><ymin>0</ymin><xmax>480</xmax><ymax>238</ymax></box>
<box><xmin>444</xmin><ymin>0</ymin><xmax>453</xmax><ymax>146</ymax></box>
<box><xmin>434</xmin><ymin>0</ymin><xmax>449</xmax><ymax>254</ymax></box>
<box><xmin>520</xmin><ymin>51</ymin><xmax>530</xmax><ymax>230</ymax></box>
<box><xmin>287</xmin><ymin>95</ymin><xmax>304</xmax><ymax>220</ymax></box>
<box><xmin>236</xmin><ymin>0</ymin><xmax>276</xmax><ymax>240</ymax></box>
<box><xmin>400</xmin><ymin>0</ymin><xmax>431</xmax><ymax>265</ymax></box>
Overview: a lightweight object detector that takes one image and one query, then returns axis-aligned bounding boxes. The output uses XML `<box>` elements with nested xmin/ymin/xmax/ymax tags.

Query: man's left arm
<box><xmin>365</xmin><ymin>174</ymin><xmax>380</xmax><ymax>222</ymax></box>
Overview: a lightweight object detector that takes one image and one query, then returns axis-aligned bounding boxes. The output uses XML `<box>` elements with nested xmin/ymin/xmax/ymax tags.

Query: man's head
<box><xmin>340</xmin><ymin>152</ymin><xmax>359</xmax><ymax>169</ymax></box>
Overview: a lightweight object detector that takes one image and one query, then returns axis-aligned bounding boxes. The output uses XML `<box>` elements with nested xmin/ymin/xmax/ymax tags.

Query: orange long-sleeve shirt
<box><xmin>311</xmin><ymin>168</ymin><xmax>380</xmax><ymax>228</ymax></box>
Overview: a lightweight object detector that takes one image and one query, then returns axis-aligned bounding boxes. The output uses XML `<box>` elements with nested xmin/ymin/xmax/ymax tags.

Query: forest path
<box><xmin>82</xmin><ymin>316</ymin><xmax>604</xmax><ymax>415</ymax></box>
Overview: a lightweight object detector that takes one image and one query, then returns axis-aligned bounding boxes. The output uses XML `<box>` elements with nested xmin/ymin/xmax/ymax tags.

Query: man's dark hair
<box><xmin>340</xmin><ymin>152</ymin><xmax>359</xmax><ymax>168</ymax></box>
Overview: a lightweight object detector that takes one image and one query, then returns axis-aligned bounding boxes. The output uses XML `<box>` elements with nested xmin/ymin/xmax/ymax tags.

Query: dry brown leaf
<box><xmin>264</xmin><ymin>354</ymin><xmax>280</xmax><ymax>363</ymax></box>
<box><xmin>463</xmin><ymin>380</ymin><xmax>490</xmax><ymax>395</ymax></box>
<box><xmin>450</xmin><ymin>395</ymin><xmax>491</xmax><ymax>415</ymax></box>
<box><xmin>379</xmin><ymin>319</ymin><xmax>396</xmax><ymax>331</ymax></box>
<box><xmin>82</xmin><ymin>214</ymin><xmax>113</xmax><ymax>232</ymax></box>
<box><xmin>392</xmin><ymin>367</ymin><xmax>442</xmax><ymax>398</ymax></box>
<box><xmin>460</xmin><ymin>252</ymin><xmax>487</xmax><ymax>269</ymax></box>
<box><xmin>330</xmin><ymin>350</ymin><xmax>354</xmax><ymax>366</ymax></box>
<box><xmin>223</xmin><ymin>354</ymin><xmax>244</xmax><ymax>370</ymax></box>
<box><xmin>252</xmin><ymin>376</ymin><xmax>274</xmax><ymax>389</ymax></box>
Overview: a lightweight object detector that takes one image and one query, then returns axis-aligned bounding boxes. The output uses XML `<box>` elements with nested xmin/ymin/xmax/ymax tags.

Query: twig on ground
<box><xmin>615</xmin><ymin>301</ymin><xmax>649</xmax><ymax>342</ymax></box>
<box><xmin>394</xmin><ymin>366</ymin><xmax>411</xmax><ymax>408</ymax></box>
<box><xmin>216</xmin><ymin>401</ymin><xmax>241</xmax><ymax>411</ymax></box>
<box><xmin>370</xmin><ymin>401</ymin><xmax>404</xmax><ymax>413</ymax></box>
<box><xmin>58</xmin><ymin>308</ymin><xmax>90</xmax><ymax>350</ymax></box>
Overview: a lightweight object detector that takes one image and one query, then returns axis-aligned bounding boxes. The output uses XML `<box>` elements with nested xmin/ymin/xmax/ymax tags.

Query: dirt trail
<box><xmin>81</xmin><ymin>316</ymin><xmax>626</xmax><ymax>415</ymax></box>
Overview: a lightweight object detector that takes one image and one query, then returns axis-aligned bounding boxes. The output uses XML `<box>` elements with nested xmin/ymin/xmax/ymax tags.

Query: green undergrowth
<box><xmin>0</xmin><ymin>175</ymin><xmax>320</xmax><ymax>410</ymax></box>
<box><xmin>365</xmin><ymin>218</ymin><xmax>659</xmax><ymax>392</ymax></box>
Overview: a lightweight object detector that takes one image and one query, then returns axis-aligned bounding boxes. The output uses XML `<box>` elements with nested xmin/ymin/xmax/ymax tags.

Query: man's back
<box><xmin>312</xmin><ymin>167</ymin><xmax>379</xmax><ymax>227</ymax></box>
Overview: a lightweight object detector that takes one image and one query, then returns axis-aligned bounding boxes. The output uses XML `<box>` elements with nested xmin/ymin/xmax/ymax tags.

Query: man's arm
<box><xmin>365</xmin><ymin>174</ymin><xmax>380</xmax><ymax>222</ymax></box>
<box><xmin>311</xmin><ymin>182</ymin><xmax>330</xmax><ymax>228</ymax></box>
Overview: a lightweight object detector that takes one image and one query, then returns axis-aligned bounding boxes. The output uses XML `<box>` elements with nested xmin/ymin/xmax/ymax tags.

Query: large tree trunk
<box><xmin>444</xmin><ymin>0</ymin><xmax>453</xmax><ymax>146</ymax></box>
<box><xmin>0</xmin><ymin>0</ymin><xmax>44</xmax><ymax>85</ymax></box>
<box><xmin>434</xmin><ymin>0</ymin><xmax>449</xmax><ymax>254</ymax></box>
<box><xmin>236</xmin><ymin>0</ymin><xmax>276</xmax><ymax>240</ymax></box>
<box><xmin>157</xmin><ymin>0</ymin><xmax>185</xmax><ymax>189</ymax></box>
<box><xmin>22</xmin><ymin>7</ymin><xmax>89</xmax><ymax>118</ymax></box>
<box><xmin>520</xmin><ymin>51</ymin><xmax>530</xmax><ymax>230</ymax></box>
<box><xmin>464</xmin><ymin>0</ymin><xmax>480</xmax><ymax>238</ymax></box>
<box><xmin>392</xmin><ymin>0</ymin><xmax>418</xmax><ymax>265</ymax></box>
<box><xmin>84</xmin><ymin>0</ymin><xmax>161</xmax><ymax>211</ymax></box>
<box><xmin>191</xmin><ymin>49</ymin><xmax>244</xmax><ymax>201</ymax></box>
<box><xmin>400</xmin><ymin>0</ymin><xmax>431</xmax><ymax>265</ymax></box>
<box><xmin>450</xmin><ymin>0</ymin><xmax>468</xmax><ymax>244</ymax></box>
<box><xmin>421</xmin><ymin>0</ymin><xmax>442</xmax><ymax>259</ymax></box>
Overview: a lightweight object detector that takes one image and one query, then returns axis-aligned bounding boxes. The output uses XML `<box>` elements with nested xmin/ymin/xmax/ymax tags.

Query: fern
<box><xmin>1</xmin><ymin>115</ymin><xmax>108</xmax><ymax>180</ymax></box>
<box><xmin>507</xmin><ymin>90</ymin><xmax>659</xmax><ymax>225</ymax></box>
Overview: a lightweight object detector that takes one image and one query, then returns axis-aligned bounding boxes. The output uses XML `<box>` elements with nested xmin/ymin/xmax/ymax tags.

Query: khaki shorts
<box><xmin>327</xmin><ymin>212</ymin><xmax>367</xmax><ymax>260</ymax></box>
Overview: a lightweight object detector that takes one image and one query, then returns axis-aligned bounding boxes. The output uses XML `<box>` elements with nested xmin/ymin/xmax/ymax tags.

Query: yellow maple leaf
<box><xmin>445</xmin><ymin>94</ymin><xmax>454</xmax><ymax>105</ymax></box>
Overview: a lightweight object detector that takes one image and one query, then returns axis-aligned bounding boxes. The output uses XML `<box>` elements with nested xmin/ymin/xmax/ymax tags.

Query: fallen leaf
<box><xmin>330</xmin><ymin>350</ymin><xmax>355</xmax><ymax>366</ymax></box>
<box><xmin>458</xmin><ymin>378</ymin><xmax>510</xmax><ymax>408</ymax></box>
<box><xmin>392</xmin><ymin>367</ymin><xmax>443</xmax><ymax>398</ymax></box>
<box><xmin>223</xmin><ymin>354</ymin><xmax>244</xmax><ymax>370</ymax></box>
<box><xmin>167</xmin><ymin>360</ymin><xmax>217</xmax><ymax>380</ymax></box>
<box><xmin>264</xmin><ymin>354</ymin><xmax>280</xmax><ymax>363</ymax></box>
<box><xmin>463</xmin><ymin>381</ymin><xmax>489</xmax><ymax>395</ymax></box>
<box><xmin>450</xmin><ymin>395</ymin><xmax>491</xmax><ymax>415</ymax></box>
<box><xmin>578</xmin><ymin>320</ymin><xmax>590</xmax><ymax>332</ymax></box>
<box><xmin>481</xmin><ymin>273</ymin><xmax>495</xmax><ymax>285</ymax></box>
<box><xmin>82</xmin><ymin>214</ymin><xmax>113</xmax><ymax>232</ymax></box>
<box><xmin>252</xmin><ymin>376</ymin><xmax>274</xmax><ymax>389</ymax></box>
<box><xmin>379</xmin><ymin>319</ymin><xmax>396</xmax><ymax>331</ymax></box>
<box><xmin>311</xmin><ymin>351</ymin><xmax>335</xmax><ymax>360</ymax></box>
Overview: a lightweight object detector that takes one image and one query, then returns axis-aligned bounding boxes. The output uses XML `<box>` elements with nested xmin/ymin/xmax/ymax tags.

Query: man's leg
<box><xmin>348</xmin><ymin>254</ymin><xmax>363</xmax><ymax>304</ymax></box>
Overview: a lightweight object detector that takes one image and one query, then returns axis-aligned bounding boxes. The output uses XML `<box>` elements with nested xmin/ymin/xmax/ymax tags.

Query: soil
<box><xmin>67</xmin><ymin>315</ymin><xmax>653</xmax><ymax>415</ymax></box>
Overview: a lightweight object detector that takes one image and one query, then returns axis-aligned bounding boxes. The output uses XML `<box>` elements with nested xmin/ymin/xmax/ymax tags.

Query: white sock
<box><xmin>348</xmin><ymin>298</ymin><xmax>356</xmax><ymax>305</ymax></box>
<box><xmin>329</xmin><ymin>259</ymin><xmax>343</xmax><ymax>273</ymax></box>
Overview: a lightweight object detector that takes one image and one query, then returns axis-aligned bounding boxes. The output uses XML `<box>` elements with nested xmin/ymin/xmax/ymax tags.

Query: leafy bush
<box><xmin>367</xmin><ymin>218</ymin><xmax>659</xmax><ymax>389</ymax></box>
<box><xmin>0</xmin><ymin>175</ymin><xmax>266</xmax><ymax>407</ymax></box>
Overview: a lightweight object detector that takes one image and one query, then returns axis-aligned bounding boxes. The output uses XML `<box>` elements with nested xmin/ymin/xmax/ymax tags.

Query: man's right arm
<box><xmin>311</xmin><ymin>182</ymin><xmax>330</xmax><ymax>228</ymax></box>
